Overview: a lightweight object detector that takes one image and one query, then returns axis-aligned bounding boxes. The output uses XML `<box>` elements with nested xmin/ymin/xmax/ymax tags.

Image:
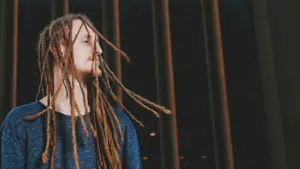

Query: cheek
<box><xmin>73</xmin><ymin>46</ymin><xmax>90</xmax><ymax>66</ymax></box>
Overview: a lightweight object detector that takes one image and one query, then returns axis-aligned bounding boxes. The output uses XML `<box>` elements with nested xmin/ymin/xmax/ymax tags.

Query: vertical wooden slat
<box><xmin>161</xmin><ymin>0</ymin><xmax>180</xmax><ymax>168</ymax></box>
<box><xmin>0</xmin><ymin>0</ymin><xmax>9</xmax><ymax>118</ymax></box>
<box><xmin>101</xmin><ymin>0</ymin><xmax>122</xmax><ymax>104</ymax></box>
<box><xmin>200</xmin><ymin>0</ymin><xmax>220</xmax><ymax>168</ymax></box>
<box><xmin>151</xmin><ymin>0</ymin><xmax>166</xmax><ymax>168</ymax></box>
<box><xmin>64</xmin><ymin>0</ymin><xmax>69</xmax><ymax>15</ymax></box>
<box><xmin>152</xmin><ymin>0</ymin><xmax>180</xmax><ymax>168</ymax></box>
<box><xmin>112</xmin><ymin>0</ymin><xmax>122</xmax><ymax>104</ymax></box>
<box><xmin>51</xmin><ymin>0</ymin><xmax>56</xmax><ymax>19</ymax></box>
<box><xmin>11</xmin><ymin>0</ymin><xmax>18</xmax><ymax>109</ymax></box>
<box><xmin>251</xmin><ymin>0</ymin><xmax>288</xmax><ymax>169</ymax></box>
<box><xmin>210</xmin><ymin>0</ymin><xmax>234</xmax><ymax>169</ymax></box>
<box><xmin>101</xmin><ymin>0</ymin><xmax>108</xmax><ymax>62</ymax></box>
<box><xmin>51</xmin><ymin>0</ymin><xmax>69</xmax><ymax>20</ymax></box>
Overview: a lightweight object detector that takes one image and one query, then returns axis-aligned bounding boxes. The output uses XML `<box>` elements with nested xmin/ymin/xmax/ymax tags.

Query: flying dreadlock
<box><xmin>22</xmin><ymin>13</ymin><xmax>170</xmax><ymax>169</ymax></box>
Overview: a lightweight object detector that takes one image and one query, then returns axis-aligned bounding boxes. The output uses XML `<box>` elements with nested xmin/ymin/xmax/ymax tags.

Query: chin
<box><xmin>93</xmin><ymin>69</ymin><xmax>102</xmax><ymax>77</ymax></box>
<box><xmin>87</xmin><ymin>68</ymin><xmax>102</xmax><ymax>77</ymax></box>
<box><xmin>76</xmin><ymin>68</ymin><xmax>102</xmax><ymax>79</ymax></box>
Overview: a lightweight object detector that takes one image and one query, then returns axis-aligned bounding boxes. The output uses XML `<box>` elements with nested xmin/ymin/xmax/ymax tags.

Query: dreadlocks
<box><xmin>22</xmin><ymin>13</ymin><xmax>170</xmax><ymax>169</ymax></box>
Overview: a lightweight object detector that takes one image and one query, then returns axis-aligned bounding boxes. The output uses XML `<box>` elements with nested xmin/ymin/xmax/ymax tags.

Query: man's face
<box><xmin>61</xmin><ymin>19</ymin><xmax>102</xmax><ymax>77</ymax></box>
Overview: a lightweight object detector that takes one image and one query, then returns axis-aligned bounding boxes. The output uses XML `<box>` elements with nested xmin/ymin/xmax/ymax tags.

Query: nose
<box><xmin>93</xmin><ymin>42</ymin><xmax>103</xmax><ymax>58</ymax></box>
<box><xmin>95</xmin><ymin>42</ymin><xmax>103</xmax><ymax>54</ymax></box>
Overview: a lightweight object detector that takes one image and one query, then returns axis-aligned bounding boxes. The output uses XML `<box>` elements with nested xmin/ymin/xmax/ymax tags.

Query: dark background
<box><xmin>16</xmin><ymin>0</ymin><xmax>262</xmax><ymax>168</ymax></box>
<box><xmin>1</xmin><ymin>0</ymin><xmax>300</xmax><ymax>169</ymax></box>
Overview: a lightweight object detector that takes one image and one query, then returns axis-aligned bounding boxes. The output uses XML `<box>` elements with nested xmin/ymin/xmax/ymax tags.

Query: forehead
<box><xmin>72</xmin><ymin>19</ymin><xmax>95</xmax><ymax>38</ymax></box>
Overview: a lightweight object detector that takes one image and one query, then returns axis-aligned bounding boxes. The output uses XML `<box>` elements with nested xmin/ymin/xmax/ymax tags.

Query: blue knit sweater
<box><xmin>0</xmin><ymin>101</ymin><xmax>142</xmax><ymax>169</ymax></box>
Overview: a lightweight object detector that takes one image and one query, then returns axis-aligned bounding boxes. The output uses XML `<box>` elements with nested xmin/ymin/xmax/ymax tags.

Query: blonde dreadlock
<box><xmin>23</xmin><ymin>13</ymin><xmax>170</xmax><ymax>169</ymax></box>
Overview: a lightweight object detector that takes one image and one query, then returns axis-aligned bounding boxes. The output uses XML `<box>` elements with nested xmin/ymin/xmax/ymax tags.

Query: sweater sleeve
<box><xmin>0</xmin><ymin>119</ymin><xmax>26</xmax><ymax>169</ymax></box>
<box><xmin>122</xmin><ymin>120</ymin><xmax>142</xmax><ymax>169</ymax></box>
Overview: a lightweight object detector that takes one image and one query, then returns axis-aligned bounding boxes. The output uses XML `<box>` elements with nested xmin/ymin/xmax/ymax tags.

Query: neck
<box><xmin>40</xmin><ymin>67</ymin><xmax>90</xmax><ymax>116</ymax></box>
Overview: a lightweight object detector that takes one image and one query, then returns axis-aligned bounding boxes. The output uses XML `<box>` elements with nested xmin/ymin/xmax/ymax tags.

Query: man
<box><xmin>0</xmin><ymin>13</ymin><xmax>170</xmax><ymax>169</ymax></box>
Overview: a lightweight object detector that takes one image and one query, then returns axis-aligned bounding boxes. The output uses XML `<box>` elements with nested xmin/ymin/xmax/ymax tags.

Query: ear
<box><xmin>49</xmin><ymin>43</ymin><xmax>56</xmax><ymax>55</ymax></box>
<box><xmin>49</xmin><ymin>40</ymin><xmax>66</xmax><ymax>60</ymax></box>
<box><xmin>59</xmin><ymin>43</ymin><xmax>66</xmax><ymax>59</ymax></box>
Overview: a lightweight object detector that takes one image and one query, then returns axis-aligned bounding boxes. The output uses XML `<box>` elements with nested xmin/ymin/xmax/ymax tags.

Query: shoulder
<box><xmin>112</xmin><ymin>107</ymin><xmax>131</xmax><ymax>124</ymax></box>
<box><xmin>112</xmin><ymin>107</ymin><xmax>137</xmax><ymax>132</ymax></box>
<box><xmin>0</xmin><ymin>102</ymin><xmax>38</xmax><ymax>152</ymax></box>
<box><xmin>1</xmin><ymin>101</ymin><xmax>40</xmax><ymax>134</ymax></box>
<box><xmin>112</xmin><ymin>107</ymin><xmax>133</xmax><ymax>127</ymax></box>
<box><xmin>2</xmin><ymin>101</ymin><xmax>38</xmax><ymax>126</ymax></box>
